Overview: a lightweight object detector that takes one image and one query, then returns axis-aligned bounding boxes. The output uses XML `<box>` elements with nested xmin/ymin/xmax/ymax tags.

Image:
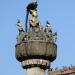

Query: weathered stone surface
<box><xmin>21</xmin><ymin>59</ymin><xmax>50</xmax><ymax>69</ymax></box>
<box><xmin>15</xmin><ymin>38</ymin><xmax>57</xmax><ymax>62</ymax></box>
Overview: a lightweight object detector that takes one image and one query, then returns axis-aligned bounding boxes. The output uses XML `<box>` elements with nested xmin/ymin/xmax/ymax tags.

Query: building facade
<box><xmin>48</xmin><ymin>66</ymin><xmax>75</xmax><ymax>75</ymax></box>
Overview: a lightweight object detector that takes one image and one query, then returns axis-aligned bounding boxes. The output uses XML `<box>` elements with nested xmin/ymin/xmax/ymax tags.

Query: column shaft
<box><xmin>27</xmin><ymin>67</ymin><xmax>45</xmax><ymax>75</ymax></box>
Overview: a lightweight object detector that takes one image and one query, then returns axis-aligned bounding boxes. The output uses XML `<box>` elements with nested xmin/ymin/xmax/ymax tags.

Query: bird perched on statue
<box><xmin>17</xmin><ymin>19</ymin><xmax>24</xmax><ymax>33</ymax></box>
<box><xmin>45</xmin><ymin>21</ymin><xmax>52</xmax><ymax>33</ymax></box>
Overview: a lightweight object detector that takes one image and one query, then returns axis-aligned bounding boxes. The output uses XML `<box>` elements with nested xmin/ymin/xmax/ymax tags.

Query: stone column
<box><xmin>27</xmin><ymin>67</ymin><xmax>45</xmax><ymax>75</ymax></box>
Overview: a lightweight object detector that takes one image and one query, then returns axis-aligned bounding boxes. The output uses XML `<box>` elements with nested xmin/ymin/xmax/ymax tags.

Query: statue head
<box><xmin>30</xmin><ymin>10</ymin><xmax>38</xmax><ymax>17</ymax></box>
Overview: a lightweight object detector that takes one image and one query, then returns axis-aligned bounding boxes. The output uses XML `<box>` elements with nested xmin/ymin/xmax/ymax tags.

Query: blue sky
<box><xmin>0</xmin><ymin>0</ymin><xmax>75</xmax><ymax>75</ymax></box>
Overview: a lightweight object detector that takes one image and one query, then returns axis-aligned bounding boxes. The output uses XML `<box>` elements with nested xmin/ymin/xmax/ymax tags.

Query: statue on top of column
<box><xmin>27</xmin><ymin>0</ymin><xmax>40</xmax><ymax>32</ymax></box>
